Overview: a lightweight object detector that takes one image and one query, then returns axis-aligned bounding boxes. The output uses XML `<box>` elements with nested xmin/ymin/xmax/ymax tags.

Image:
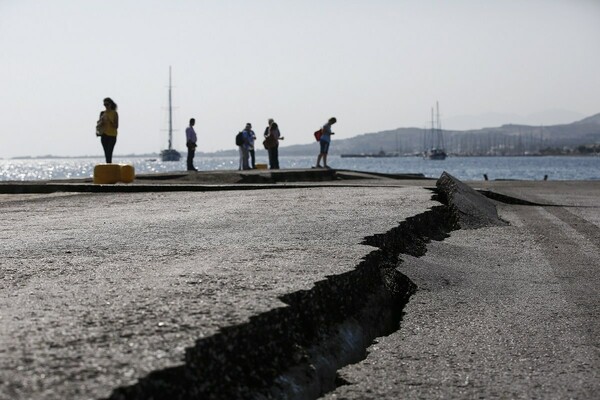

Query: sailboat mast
<box><xmin>424</xmin><ymin>102</ymin><xmax>447</xmax><ymax>159</ymax></box>
<box><xmin>431</xmin><ymin>107</ymin><xmax>435</xmax><ymax>149</ymax></box>
<box><xmin>436</xmin><ymin>101</ymin><xmax>445</xmax><ymax>149</ymax></box>
<box><xmin>159</xmin><ymin>66</ymin><xmax>181</xmax><ymax>162</ymax></box>
<box><xmin>168</xmin><ymin>66</ymin><xmax>173</xmax><ymax>150</ymax></box>
<box><xmin>436</xmin><ymin>101</ymin><xmax>441</xmax><ymax>130</ymax></box>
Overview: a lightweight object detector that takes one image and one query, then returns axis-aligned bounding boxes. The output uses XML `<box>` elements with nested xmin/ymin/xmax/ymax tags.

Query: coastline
<box><xmin>1</xmin><ymin>156</ymin><xmax>598</xmax><ymax>183</ymax></box>
<box><xmin>5</xmin><ymin>152</ymin><xmax>600</xmax><ymax>160</ymax></box>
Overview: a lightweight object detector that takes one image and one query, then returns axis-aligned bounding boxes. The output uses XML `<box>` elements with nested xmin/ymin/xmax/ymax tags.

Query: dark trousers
<box><xmin>249</xmin><ymin>149</ymin><xmax>256</xmax><ymax>169</ymax></box>
<box><xmin>101</xmin><ymin>135</ymin><xmax>117</xmax><ymax>163</ymax></box>
<box><xmin>268</xmin><ymin>146</ymin><xmax>279</xmax><ymax>169</ymax></box>
<box><xmin>187</xmin><ymin>143</ymin><xmax>196</xmax><ymax>170</ymax></box>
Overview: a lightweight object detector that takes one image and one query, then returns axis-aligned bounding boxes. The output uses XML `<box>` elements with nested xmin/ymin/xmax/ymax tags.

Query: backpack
<box><xmin>314</xmin><ymin>128</ymin><xmax>323</xmax><ymax>142</ymax></box>
<box><xmin>235</xmin><ymin>131</ymin><xmax>244</xmax><ymax>146</ymax></box>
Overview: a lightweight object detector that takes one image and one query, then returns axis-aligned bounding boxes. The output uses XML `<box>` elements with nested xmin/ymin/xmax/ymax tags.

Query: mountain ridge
<box><xmin>442</xmin><ymin>109</ymin><xmax>588</xmax><ymax>130</ymax></box>
<box><xmin>270</xmin><ymin>113</ymin><xmax>600</xmax><ymax>156</ymax></box>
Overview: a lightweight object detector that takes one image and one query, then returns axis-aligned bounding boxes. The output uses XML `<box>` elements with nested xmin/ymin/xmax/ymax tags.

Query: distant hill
<box><xmin>443</xmin><ymin>109</ymin><xmax>587</xmax><ymax>130</ymax></box>
<box><xmin>574</xmin><ymin>113</ymin><xmax>600</xmax><ymax>125</ymax></box>
<box><xmin>272</xmin><ymin>113</ymin><xmax>600</xmax><ymax>156</ymax></box>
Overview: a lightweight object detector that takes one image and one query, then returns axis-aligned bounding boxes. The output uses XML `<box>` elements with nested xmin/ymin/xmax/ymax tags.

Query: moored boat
<box><xmin>424</xmin><ymin>102</ymin><xmax>447</xmax><ymax>160</ymax></box>
<box><xmin>160</xmin><ymin>66</ymin><xmax>181</xmax><ymax>162</ymax></box>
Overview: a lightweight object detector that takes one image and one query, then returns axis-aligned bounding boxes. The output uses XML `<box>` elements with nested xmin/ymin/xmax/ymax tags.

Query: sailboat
<box><xmin>424</xmin><ymin>101</ymin><xmax>447</xmax><ymax>160</ymax></box>
<box><xmin>160</xmin><ymin>66</ymin><xmax>181</xmax><ymax>162</ymax></box>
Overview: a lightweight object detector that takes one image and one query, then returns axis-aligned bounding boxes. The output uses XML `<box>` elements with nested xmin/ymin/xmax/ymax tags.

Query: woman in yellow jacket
<box><xmin>99</xmin><ymin>97</ymin><xmax>119</xmax><ymax>163</ymax></box>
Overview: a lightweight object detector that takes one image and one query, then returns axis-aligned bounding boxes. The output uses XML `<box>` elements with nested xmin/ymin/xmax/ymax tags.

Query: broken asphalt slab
<box><xmin>0</xmin><ymin>183</ymin><xmax>439</xmax><ymax>399</ymax></box>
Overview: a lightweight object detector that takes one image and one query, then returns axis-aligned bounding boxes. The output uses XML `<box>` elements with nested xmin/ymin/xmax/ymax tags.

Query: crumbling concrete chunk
<box><xmin>436</xmin><ymin>171</ymin><xmax>507</xmax><ymax>229</ymax></box>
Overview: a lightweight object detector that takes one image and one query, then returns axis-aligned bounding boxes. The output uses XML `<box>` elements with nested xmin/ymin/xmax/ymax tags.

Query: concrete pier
<box><xmin>0</xmin><ymin>169</ymin><xmax>598</xmax><ymax>399</ymax></box>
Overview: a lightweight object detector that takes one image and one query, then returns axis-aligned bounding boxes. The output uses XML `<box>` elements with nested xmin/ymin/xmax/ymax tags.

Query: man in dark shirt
<box><xmin>186</xmin><ymin>118</ymin><xmax>198</xmax><ymax>171</ymax></box>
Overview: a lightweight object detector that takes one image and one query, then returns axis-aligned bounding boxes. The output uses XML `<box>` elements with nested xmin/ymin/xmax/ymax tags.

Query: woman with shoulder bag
<box><xmin>98</xmin><ymin>97</ymin><xmax>119</xmax><ymax>163</ymax></box>
<box><xmin>263</xmin><ymin>118</ymin><xmax>284</xmax><ymax>169</ymax></box>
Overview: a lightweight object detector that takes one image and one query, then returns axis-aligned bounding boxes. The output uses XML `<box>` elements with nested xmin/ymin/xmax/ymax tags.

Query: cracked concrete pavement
<box><xmin>325</xmin><ymin>181</ymin><xmax>600</xmax><ymax>399</ymax></box>
<box><xmin>1</xmin><ymin>176</ymin><xmax>599</xmax><ymax>399</ymax></box>
<box><xmin>0</xmin><ymin>185</ymin><xmax>435</xmax><ymax>399</ymax></box>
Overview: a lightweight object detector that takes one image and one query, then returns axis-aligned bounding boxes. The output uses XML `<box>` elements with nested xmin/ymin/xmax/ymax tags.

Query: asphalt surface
<box><xmin>324</xmin><ymin>181</ymin><xmax>600</xmax><ymax>399</ymax></box>
<box><xmin>1</xmin><ymin>173</ymin><xmax>598</xmax><ymax>399</ymax></box>
<box><xmin>0</xmin><ymin>183</ymin><xmax>435</xmax><ymax>399</ymax></box>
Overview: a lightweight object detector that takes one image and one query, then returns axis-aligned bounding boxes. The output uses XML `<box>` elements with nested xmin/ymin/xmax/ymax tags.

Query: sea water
<box><xmin>0</xmin><ymin>155</ymin><xmax>598</xmax><ymax>182</ymax></box>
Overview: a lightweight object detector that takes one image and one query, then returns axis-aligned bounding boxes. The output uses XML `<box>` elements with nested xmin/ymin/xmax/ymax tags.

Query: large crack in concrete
<box><xmin>105</xmin><ymin>172</ymin><xmax>506</xmax><ymax>400</ymax></box>
<box><xmin>105</xmin><ymin>199</ymin><xmax>458</xmax><ymax>400</ymax></box>
<box><xmin>266</xmin><ymin>204</ymin><xmax>458</xmax><ymax>400</ymax></box>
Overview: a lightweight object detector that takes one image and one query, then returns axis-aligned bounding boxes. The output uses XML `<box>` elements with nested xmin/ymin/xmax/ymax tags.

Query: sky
<box><xmin>1</xmin><ymin>0</ymin><xmax>599</xmax><ymax>158</ymax></box>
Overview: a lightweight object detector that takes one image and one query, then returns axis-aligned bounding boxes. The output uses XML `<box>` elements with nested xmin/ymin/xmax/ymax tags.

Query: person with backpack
<box><xmin>237</xmin><ymin>123</ymin><xmax>252</xmax><ymax>170</ymax></box>
<box><xmin>185</xmin><ymin>118</ymin><xmax>198</xmax><ymax>171</ymax></box>
<box><xmin>236</xmin><ymin>129</ymin><xmax>244</xmax><ymax>170</ymax></box>
<box><xmin>263</xmin><ymin>118</ymin><xmax>284</xmax><ymax>169</ymax></box>
<box><xmin>315</xmin><ymin>117</ymin><xmax>336</xmax><ymax>169</ymax></box>
<box><xmin>97</xmin><ymin>97</ymin><xmax>119</xmax><ymax>163</ymax></box>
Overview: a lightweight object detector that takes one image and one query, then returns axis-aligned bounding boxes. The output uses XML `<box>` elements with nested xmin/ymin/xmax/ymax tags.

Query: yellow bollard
<box><xmin>93</xmin><ymin>163</ymin><xmax>135</xmax><ymax>184</ymax></box>
<box><xmin>93</xmin><ymin>164</ymin><xmax>121</xmax><ymax>184</ymax></box>
<box><xmin>119</xmin><ymin>164</ymin><xmax>135</xmax><ymax>183</ymax></box>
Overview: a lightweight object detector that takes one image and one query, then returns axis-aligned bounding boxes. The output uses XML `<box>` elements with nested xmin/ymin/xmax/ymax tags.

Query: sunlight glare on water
<box><xmin>0</xmin><ymin>155</ymin><xmax>598</xmax><ymax>181</ymax></box>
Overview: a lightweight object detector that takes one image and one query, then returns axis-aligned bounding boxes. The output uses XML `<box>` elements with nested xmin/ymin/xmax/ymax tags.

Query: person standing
<box><xmin>98</xmin><ymin>97</ymin><xmax>119</xmax><ymax>163</ymax></box>
<box><xmin>264</xmin><ymin>118</ymin><xmax>284</xmax><ymax>169</ymax></box>
<box><xmin>315</xmin><ymin>117</ymin><xmax>336</xmax><ymax>169</ymax></box>
<box><xmin>186</xmin><ymin>118</ymin><xmax>198</xmax><ymax>171</ymax></box>
<box><xmin>239</xmin><ymin>123</ymin><xmax>252</xmax><ymax>170</ymax></box>
<box><xmin>248</xmin><ymin>125</ymin><xmax>257</xmax><ymax>169</ymax></box>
